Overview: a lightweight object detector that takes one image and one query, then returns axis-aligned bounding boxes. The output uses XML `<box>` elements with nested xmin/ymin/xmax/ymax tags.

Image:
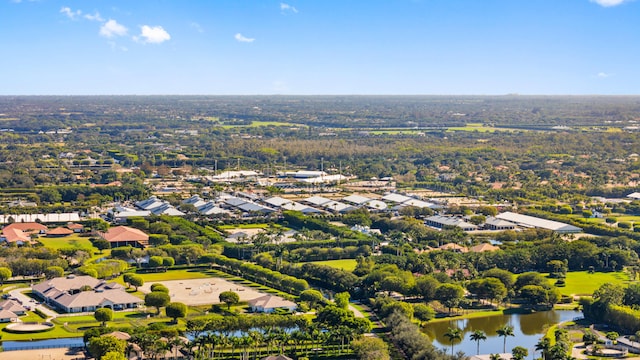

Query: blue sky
<box><xmin>1</xmin><ymin>0</ymin><xmax>638</xmax><ymax>95</ymax></box>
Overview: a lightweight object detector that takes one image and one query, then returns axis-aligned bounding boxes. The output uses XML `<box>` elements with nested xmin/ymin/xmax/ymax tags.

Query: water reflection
<box><xmin>423</xmin><ymin>310</ymin><xmax>579</xmax><ymax>355</ymax></box>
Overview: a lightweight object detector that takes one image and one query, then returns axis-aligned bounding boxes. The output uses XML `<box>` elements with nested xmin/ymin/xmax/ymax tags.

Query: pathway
<box><xmin>9</xmin><ymin>288</ymin><xmax>58</xmax><ymax>319</ymax></box>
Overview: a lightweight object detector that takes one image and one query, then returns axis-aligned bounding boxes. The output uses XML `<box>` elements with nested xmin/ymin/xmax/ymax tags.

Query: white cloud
<box><xmin>60</xmin><ymin>6</ymin><xmax>82</xmax><ymax>19</ymax></box>
<box><xmin>99</xmin><ymin>19</ymin><xmax>128</xmax><ymax>38</ymax></box>
<box><xmin>137</xmin><ymin>25</ymin><xmax>171</xmax><ymax>44</ymax></box>
<box><xmin>234</xmin><ymin>33</ymin><xmax>255</xmax><ymax>43</ymax></box>
<box><xmin>107</xmin><ymin>41</ymin><xmax>128</xmax><ymax>52</ymax></box>
<box><xmin>190</xmin><ymin>22</ymin><xmax>204</xmax><ymax>33</ymax></box>
<box><xmin>590</xmin><ymin>0</ymin><xmax>631</xmax><ymax>7</ymax></box>
<box><xmin>597</xmin><ymin>72</ymin><xmax>613</xmax><ymax>78</ymax></box>
<box><xmin>84</xmin><ymin>12</ymin><xmax>104</xmax><ymax>22</ymax></box>
<box><xmin>280</xmin><ymin>2</ymin><xmax>298</xmax><ymax>13</ymax></box>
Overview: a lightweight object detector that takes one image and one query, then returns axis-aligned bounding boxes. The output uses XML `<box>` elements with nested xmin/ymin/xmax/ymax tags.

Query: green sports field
<box><xmin>549</xmin><ymin>270</ymin><xmax>632</xmax><ymax>296</ymax></box>
<box><xmin>309</xmin><ymin>259</ymin><xmax>357</xmax><ymax>272</ymax></box>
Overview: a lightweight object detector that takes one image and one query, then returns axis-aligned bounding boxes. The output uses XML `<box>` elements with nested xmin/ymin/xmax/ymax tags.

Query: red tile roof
<box><xmin>1</xmin><ymin>228</ymin><xmax>31</xmax><ymax>243</ymax></box>
<box><xmin>47</xmin><ymin>227</ymin><xmax>74</xmax><ymax>236</ymax></box>
<box><xmin>99</xmin><ymin>226</ymin><xmax>149</xmax><ymax>246</ymax></box>
<box><xmin>3</xmin><ymin>222</ymin><xmax>47</xmax><ymax>234</ymax></box>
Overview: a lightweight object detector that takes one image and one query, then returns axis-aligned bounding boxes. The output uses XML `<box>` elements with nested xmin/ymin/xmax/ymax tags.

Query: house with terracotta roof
<box><xmin>438</xmin><ymin>243</ymin><xmax>469</xmax><ymax>253</ymax></box>
<box><xmin>248</xmin><ymin>295</ymin><xmax>297</xmax><ymax>313</ymax></box>
<box><xmin>98</xmin><ymin>225</ymin><xmax>149</xmax><ymax>248</ymax></box>
<box><xmin>469</xmin><ymin>243</ymin><xmax>500</xmax><ymax>253</ymax></box>
<box><xmin>261</xmin><ymin>356</ymin><xmax>294</xmax><ymax>360</ymax></box>
<box><xmin>32</xmin><ymin>275</ymin><xmax>143</xmax><ymax>313</ymax></box>
<box><xmin>67</xmin><ymin>223</ymin><xmax>84</xmax><ymax>233</ymax></box>
<box><xmin>2</xmin><ymin>222</ymin><xmax>47</xmax><ymax>234</ymax></box>
<box><xmin>0</xmin><ymin>227</ymin><xmax>34</xmax><ymax>245</ymax></box>
<box><xmin>47</xmin><ymin>226</ymin><xmax>74</xmax><ymax>237</ymax></box>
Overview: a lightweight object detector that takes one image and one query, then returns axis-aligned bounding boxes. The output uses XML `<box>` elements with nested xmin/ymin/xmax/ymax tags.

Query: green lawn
<box><xmin>219</xmin><ymin>223</ymin><xmax>270</xmax><ymax>230</ymax></box>
<box><xmin>220</xmin><ymin>121</ymin><xmax>301</xmax><ymax>128</ymax></box>
<box><xmin>308</xmin><ymin>259</ymin><xmax>357</xmax><ymax>272</ymax></box>
<box><xmin>116</xmin><ymin>269</ymin><xmax>212</xmax><ymax>284</ymax></box>
<box><xmin>37</xmin><ymin>234</ymin><xmax>96</xmax><ymax>252</ymax></box>
<box><xmin>549</xmin><ymin>271</ymin><xmax>633</xmax><ymax>296</ymax></box>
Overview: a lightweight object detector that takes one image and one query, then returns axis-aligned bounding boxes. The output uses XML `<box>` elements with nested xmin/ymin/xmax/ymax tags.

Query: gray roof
<box><xmin>53</xmin><ymin>289</ymin><xmax>143</xmax><ymax>309</ymax></box>
<box><xmin>197</xmin><ymin>202</ymin><xmax>227</xmax><ymax>215</ymax></box>
<box><xmin>382</xmin><ymin>193</ymin><xmax>413</xmax><ymax>203</ymax></box>
<box><xmin>304</xmin><ymin>196</ymin><xmax>333</xmax><ymax>206</ymax></box>
<box><xmin>402</xmin><ymin>198</ymin><xmax>439</xmax><ymax>209</ymax></box>
<box><xmin>495</xmin><ymin>212</ymin><xmax>582</xmax><ymax>233</ymax></box>
<box><xmin>135</xmin><ymin>196</ymin><xmax>165</xmax><ymax>210</ymax></box>
<box><xmin>426</xmin><ymin>215</ymin><xmax>478</xmax><ymax>230</ymax></box>
<box><xmin>225</xmin><ymin>197</ymin><xmax>248</xmax><ymax>207</ymax></box>
<box><xmin>264</xmin><ymin>196</ymin><xmax>293</xmax><ymax>207</ymax></box>
<box><xmin>365</xmin><ymin>199</ymin><xmax>388</xmax><ymax>210</ymax></box>
<box><xmin>281</xmin><ymin>202</ymin><xmax>322</xmax><ymax>213</ymax></box>
<box><xmin>343</xmin><ymin>194</ymin><xmax>372</xmax><ymax>205</ymax></box>
<box><xmin>238</xmin><ymin>202</ymin><xmax>275</xmax><ymax>213</ymax></box>
<box><xmin>322</xmin><ymin>201</ymin><xmax>355</xmax><ymax>213</ymax></box>
<box><xmin>484</xmin><ymin>217</ymin><xmax>516</xmax><ymax>227</ymax></box>
<box><xmin>33</xmin><ymin>275</ymin><xmax>102</xmax><ymax>295</ymax></box>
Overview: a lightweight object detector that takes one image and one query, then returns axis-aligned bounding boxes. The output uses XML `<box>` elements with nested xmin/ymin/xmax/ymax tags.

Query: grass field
<box><xmin>118</xmin><ymin>269</ymin><xmax>212</xmax><ymax>284</ymax></box>
<box><xmin>549</xmin><ymin>271</ymin><xmax>632</xmax><ymax>296</ymax></box>
<box><xmin>37</xmin><ymin>234</ymin><xmax>96</xmax><ymax>252</ymax></box>
<box><xmin>220</xmin><ymin>121</ymin><xmax>301</xmax><ymax>129</ymax></box>
<box><xmin>309</xmin><ymin>259</ymin><xmax>357</xmax><ymax>272</ymax></box>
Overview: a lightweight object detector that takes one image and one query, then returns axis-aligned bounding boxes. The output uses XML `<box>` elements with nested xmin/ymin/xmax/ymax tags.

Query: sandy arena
<box><xmin>138</xmin><ymin>277</ymin><xmax>277</xmax><ymax>306</ymax></box>
<box><xmin>0</xmin><ymin>348</ymin><xmax>85</xmax><ymax>360</ymax></box>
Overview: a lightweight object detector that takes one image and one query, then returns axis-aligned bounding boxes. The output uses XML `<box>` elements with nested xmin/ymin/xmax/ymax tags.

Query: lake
<box><xmin>423</xmin><ymin>310</ymin><xmax>581</xmax><ymax>357</ymax></box>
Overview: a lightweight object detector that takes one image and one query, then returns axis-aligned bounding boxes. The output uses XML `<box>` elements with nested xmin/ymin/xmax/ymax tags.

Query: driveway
<box><xmin>9</xmin><ymin>288</ymin><xmax>58</xmax><ymax>319</ymax></box>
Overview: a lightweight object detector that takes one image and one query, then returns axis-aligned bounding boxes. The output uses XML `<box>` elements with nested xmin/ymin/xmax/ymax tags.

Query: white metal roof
<box><xmin>495</xmin><ymin>211</ymin><xmax>582</xmax><ymax>233</ymax></box>
<box><xmin>343</xmin><ymin>194</ymin><xmax>372</xmax><ymax>205</ymax></box>
<box><xmin>382</xmin><ymin>193</ymin><xmax>412</xmax><ymax>203</ymax></box>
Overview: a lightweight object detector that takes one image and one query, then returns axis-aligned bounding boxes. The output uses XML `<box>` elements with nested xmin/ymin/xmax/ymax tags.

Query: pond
<box><xmin>422</xmin><ymin>310</ymin><xmax>581</xmax><ymax>357</ymax></box>
<box><xmin>2</xmin><ymin>337</ymin><xmax>84</xmax><ymax>351</ymax></box>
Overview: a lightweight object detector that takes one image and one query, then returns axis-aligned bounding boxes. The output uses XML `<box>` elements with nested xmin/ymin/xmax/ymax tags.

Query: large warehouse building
<box><xmin>495</xmin><ymin>212</ymin><xmax>582</xmax><ymax>233</ymax></box>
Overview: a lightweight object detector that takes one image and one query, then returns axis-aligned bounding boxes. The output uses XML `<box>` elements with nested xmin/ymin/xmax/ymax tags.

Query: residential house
<box><xmin>438</xmin><ymin>243</ymin><xmax>469</xmax><ymax>253</ymax></box>
<box><xmin>248</xmin><ymin>295</ymin><xmax>297</xmax><ymax>313</ymax></box>
<box><xmin>469</xmin><ymin>243</ymin><xmax>500</xmax><ymax>253</ymax></box>
<box><xmin>0</xmin><ymin>227</ymin><xmax>35</xmax><ymax>246</ymax></box>
<box><xmin>0</xmin><ymin>299</ymin><xmax>26</xmax><ymax>315</ymax></box>
<box><xmin>32</xmin><ymin>275</ymin><xmax>143</xmax><ymax>313</ymax></box>
<box><xmin>0</xmin><ymin>309</ymin><xmax>18</xmax><ymax>323</ymax></box>
<box><xmin>47</xmin><ymin>226</ymin><xmax>74</xmax><ymax>237</ymax></box>
<box><xmin>98</xmin><ymin>226</ymin><xmax>149</xmax><ymax>248</ymax></box>
<box><xmin>2</xmin><ymin>222</ymin><xmax>47</xmax><ymax>234</ymax></box>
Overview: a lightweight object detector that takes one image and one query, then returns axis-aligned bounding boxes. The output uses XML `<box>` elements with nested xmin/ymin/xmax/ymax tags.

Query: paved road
<box><xmin>9</xmin><ymin>288</ymin><xmax>58</xmax><ymax>319</ymax></box>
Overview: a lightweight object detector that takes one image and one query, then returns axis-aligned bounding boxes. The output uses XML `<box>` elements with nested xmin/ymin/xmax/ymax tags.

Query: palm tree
<box><xmin>490</xmin><ymin>354</ymin><xmax>502</xmax><ymax>360</ymax></box>
<box><xmin>496</xmin><ymin>325</ymin><xmax>515</xmax><ymax>353</ymax></box>
<box><xmin>470</xmin><ymin>329</ymin><xmax>487</xmax><ymax>355</ymax></box>
<box><xmin>444</xmin><ymin>327</ymin><xmax>463</xmax><ymax>356</ymax></box>
<box><xmin>248</xmin><ymin>330</ymin><xmax>263</xmax><ymax>359</ymax></box>
<box><xmin>239</xmin><ymin>335</ymin><xmax>252</xmax><ymax>360</ymax></box>
<box><xmin>535</xmin><ymin>337</ymin><xmax>551</xmax><ymax>360</ymax></box>
<box><xmin>168</xmin><ymin>335</ymin><xmax>184</xmax><ymax>360</ymax></box>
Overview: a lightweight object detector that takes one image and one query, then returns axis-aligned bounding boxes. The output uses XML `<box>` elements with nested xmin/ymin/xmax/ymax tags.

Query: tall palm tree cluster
<box><xmin>184</xmin><ymin>312</ymin><xmax>366</xmax><ymax>359</ymax></box>
<box><xmin>445</xmin><ymin>325</ymin><xmax>514</xmax><ymax>356</ymax></box>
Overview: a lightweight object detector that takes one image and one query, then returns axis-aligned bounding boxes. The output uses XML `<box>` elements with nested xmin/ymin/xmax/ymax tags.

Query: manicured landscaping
<box><xmin>120</xmin><ymin>268</ymin><xmax>212</xmax><ymax>283</ymax></box>
<box><xmin>548</xmin><ymin>271</ymin><xmax>632</xmax><ymax>296</ymax></box>
<box><xmin>0</xmin><ymin>319</ymin><xmax>79</xmax><ymax>341</ymax></box>
<box><xmin>37</xmin><ymin>234</ymin><xmax>95</xmax><ymax>251</ymax></box>
<box><xmin>309</xmin><ymin>259</ymin><xmax>357</xmax><ymax>272</ymax></box>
